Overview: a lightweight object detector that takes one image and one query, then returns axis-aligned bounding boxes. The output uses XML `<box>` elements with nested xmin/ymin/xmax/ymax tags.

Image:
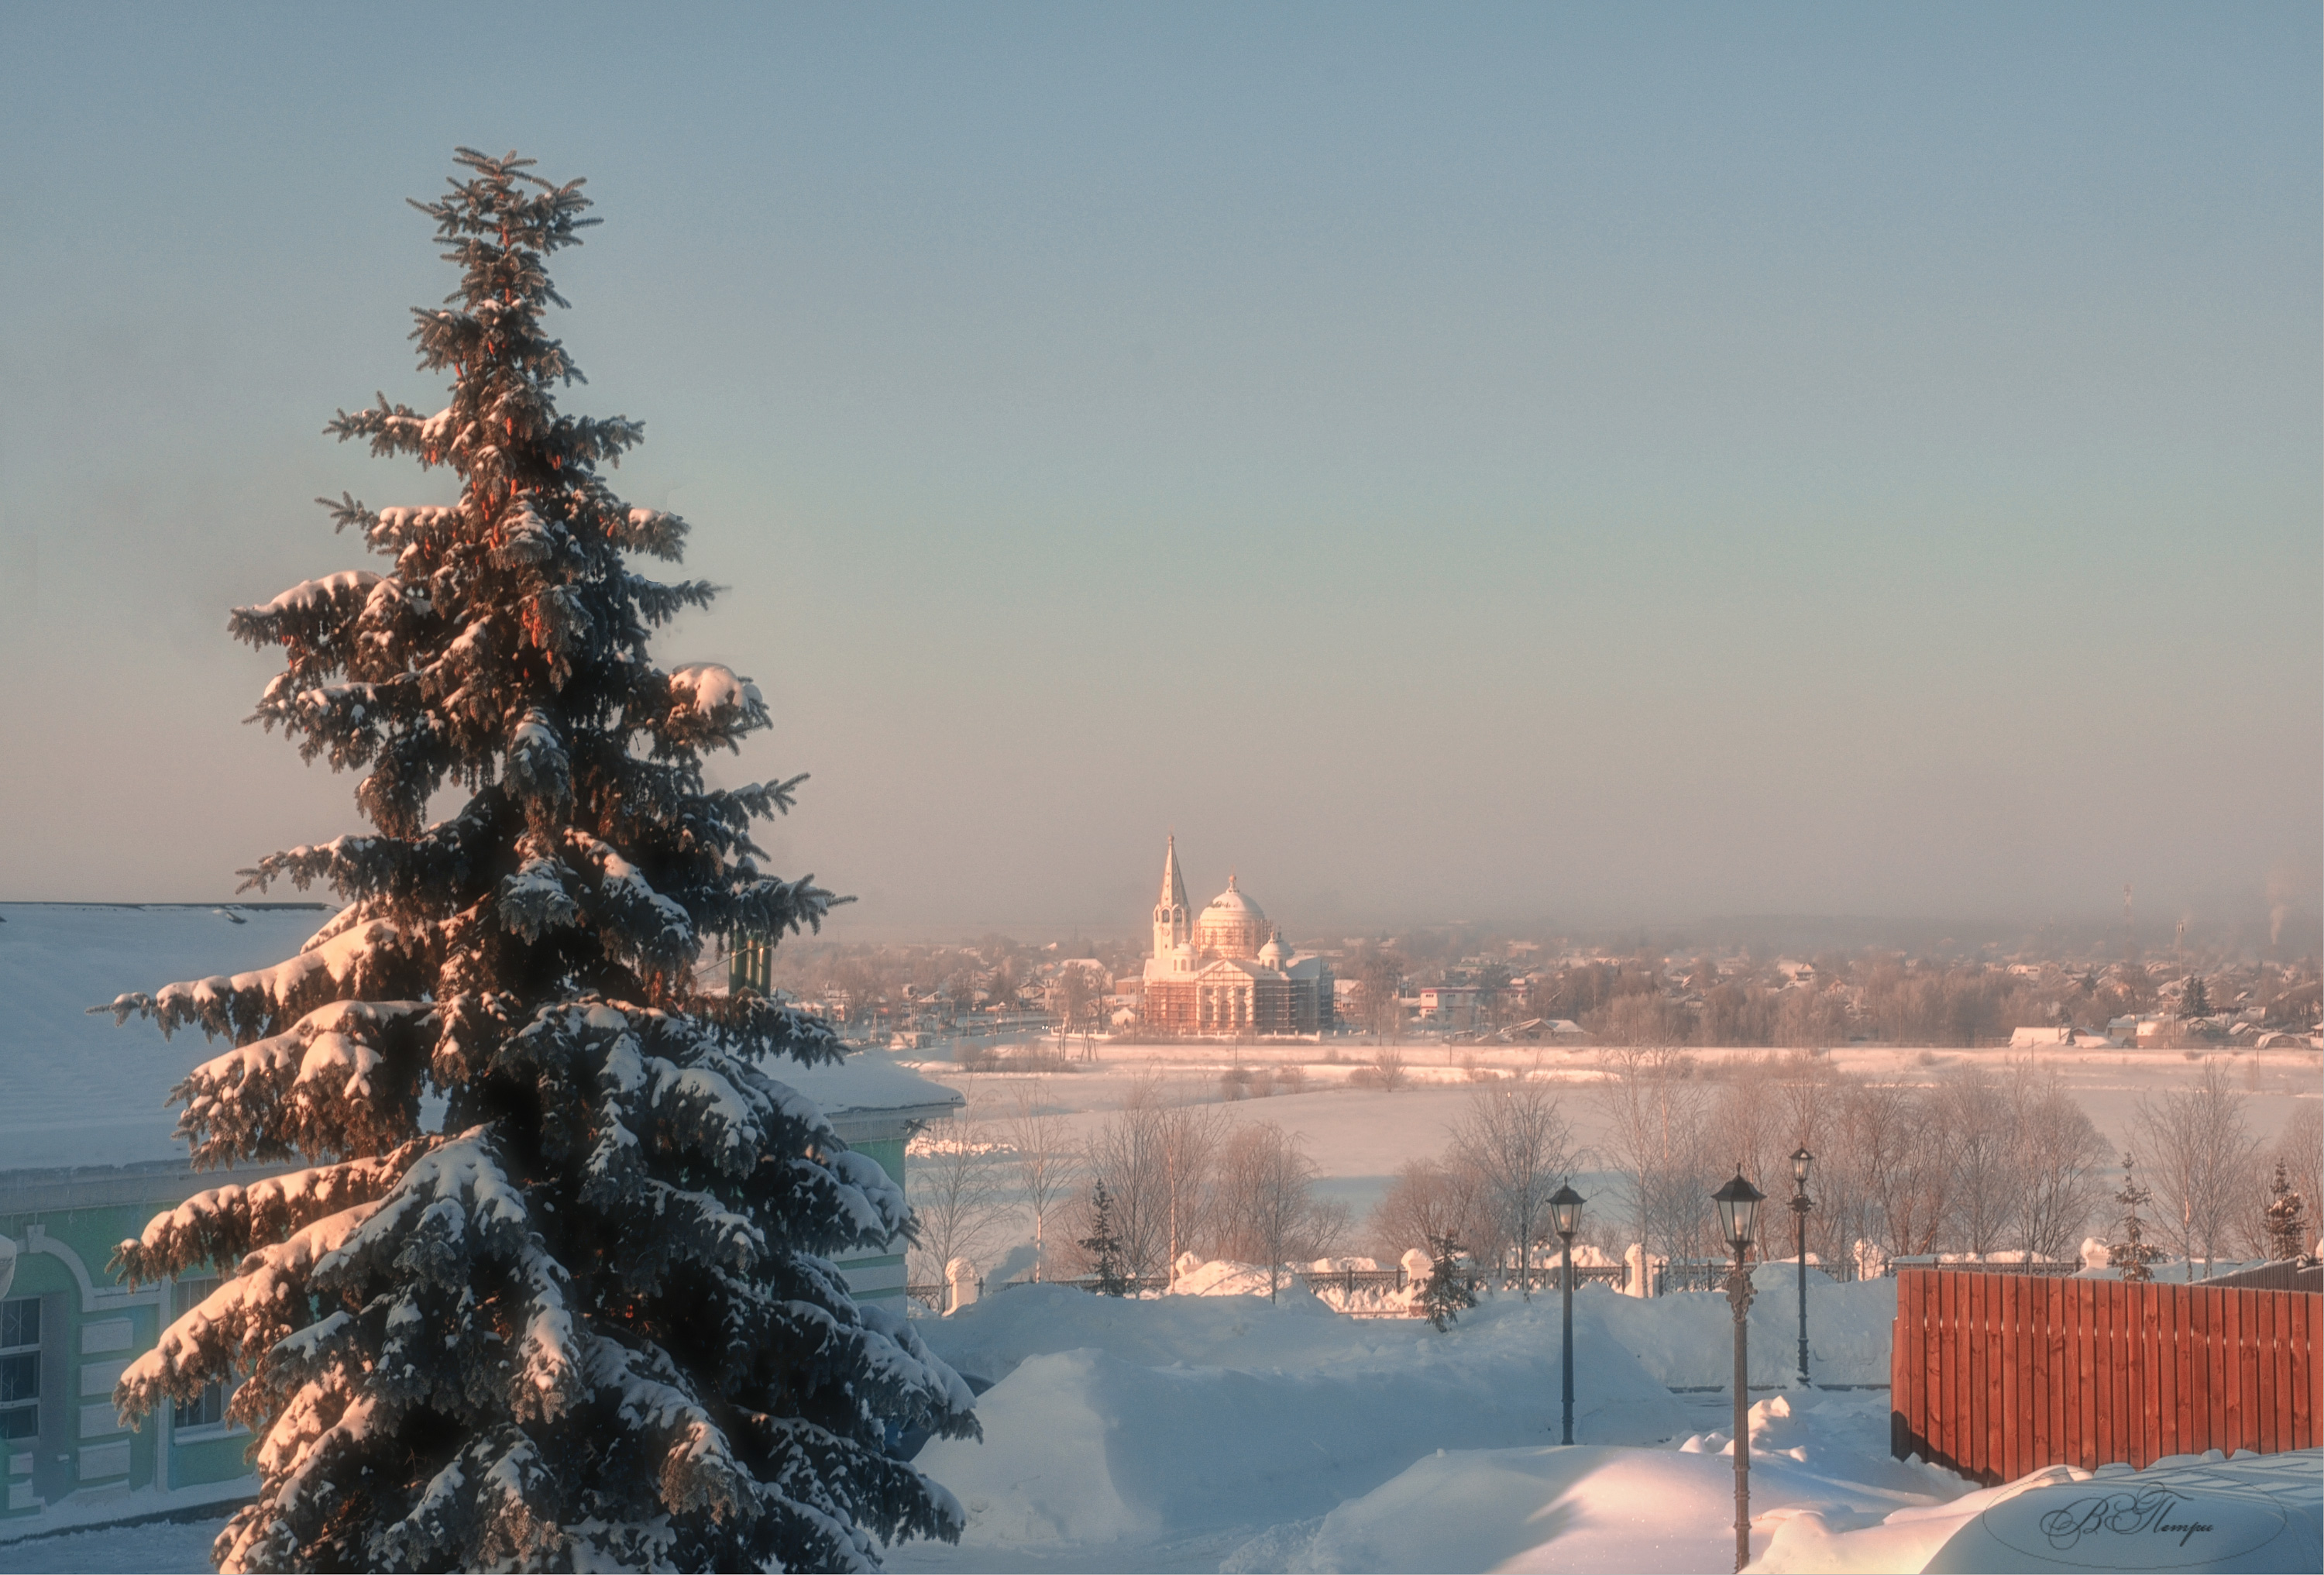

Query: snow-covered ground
<box><xmin>14</xmin><ymin>1292</ymin><xmax>2315</xmax><ymax>1575</ymax></box>
<box><xmin>889</xmin><ymin>1273</ymin><xmax>1919</xmax><ymax>1573</ymax></box>
<box><xmin>0</xmin><ymin>1513</ymin><xmax>227</xmax><ymax>1575</ymax></box>
<box><xmin>878</xmin><ymin>1271</ymin><xmax>2320</xmax><ymax>1573</ymax></box>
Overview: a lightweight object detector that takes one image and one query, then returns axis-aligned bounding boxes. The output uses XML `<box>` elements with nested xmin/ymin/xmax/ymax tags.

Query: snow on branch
<box><xmin>504</xmin><ymin>708</ymin><xmax>572</xmax><ymax>819</ymax></box>
<box><xmin>498</xmin><ymin>857</ymin><xmax>580</xmax><ymax>943</ymax></box>
<box><xmin>229</xmin><ymin>569</ymin><xmax>382</xmax><ymax>656</ymax></box>
<box><xmin>311</xmin><ymin>1128</ymin><xmax>534</xmax><ymax>1295</ymax></box>
<box><xmin>583</xmin><ymin>1337</ymin><xmax>755</xmax><ymax>1525</ymax></box>
<box><xmin>658</xmin><ymin>663</ymin><xmax>769</xmax><ymax>752</ymax></box>
<box><xmin>115</xmin><ymin>1200</ymin><xmax>387</xmax><ymax>1427</ymax></box>
<box><xmin>163</xmin><ymin>998</ymin><xmax>436</xmax><ymax>1167</ymax></box>
<box><xmin>114</xmin><ymin>1141</ymin><xmax>437</xmax><ymax>1287</ymax></box>
<box><xmin>614</xmin><ymin>505</ymin><xmax>689</xmax><ymax>559</ymax></box>
<box><xmin>563</xmin><ymin>830</ymin><xmax>699</xmax><ymax>973</ymax></box>
<box><xmin>373</xmin><ymin>1428</ymin><xmax>561</xmax><ymax>1570</ymax></box>
<box><xmin>492</xmin><ymin>495</ymin><xmax>560</xmax><ymax>568</ymax></box>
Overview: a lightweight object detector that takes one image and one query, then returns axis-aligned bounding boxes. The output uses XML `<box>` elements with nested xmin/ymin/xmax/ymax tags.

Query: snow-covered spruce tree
<box><xmin>1079</xmin><ymin>1181</ymin><xmax>1129</xmax><ymax>1297</ymax></box>
<box><xmin>1417</xmin><ymin>1233</ymin><xmax>1476</xmax><ymax>1333</ymax></box>
<box><xmin>100</xmin><ymin>149</ymin><xmax>977</xmax><ymax>1573</ymax></box>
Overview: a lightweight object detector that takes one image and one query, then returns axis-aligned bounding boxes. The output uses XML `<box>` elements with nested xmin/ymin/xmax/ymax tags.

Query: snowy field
<box><xmin>904</xmin><ymin>1033</ymin><xmax>2322</xmax><ymax>1260</ymax></box>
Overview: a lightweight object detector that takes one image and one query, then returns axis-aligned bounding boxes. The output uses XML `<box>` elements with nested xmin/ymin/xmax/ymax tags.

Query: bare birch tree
<box><xmin>2135</xmin><ymin>1058</ymin><xmax>2261</xmax><ymax>1275</ymax></box>
<box><xmin>1937</xmin><ymin>1064</ymin><xmax>2016</xmax><ymax>1256</ymax></box>
<box><xmin>2003</xmin><ymin>1058</ymin><xmax>2110</xmax><ymax>1263</ymax></box>
<box><xmin>1773</xmin><ymin>1051</ymin><xmax>1848</xmax><ymax>1264</ymax></box>
<box><xmin>1450</xmin><ymin>1077</ymin><xmax>1575</xmax><ymax>1296</ymax></box>
<box><xmin>1597</xmin><ymin>1046</ymin><xmax>1715</xmax><ymax>1272</ymax></box>
<box><xmin>1156</xmin><ymin>1096</ymin><xmax>1225</xmax><ymax>1280</ymax></box>
<box><xmin>1006</xmin><ymin>1079</ymin><xmax>1075</xmax><ymax>1281</ymax></box>
<box><xmin>1367</xmin><ymin>1156</ymin><xmax>1502</xmax><ymax>1265</ymax></box>
<box><xmin>1212</xmin><ymin>1121</ymin><xmax>1344</xmax><ymax>1299</ymax></box>
<box><xmin>1076</xmin><ymin>1077</ymin><xmax>1171</xmax><ymax>1281</ymax></box>
<box><xmin>906</xmin><ymin>1112</ymin><xmax>1007</xmax><ymax>1303</ymax></box>
<box><xmin>1831</xmin><ymin>1078</ymin><xmax>1937</xmax><ymax>1258</ymax></box>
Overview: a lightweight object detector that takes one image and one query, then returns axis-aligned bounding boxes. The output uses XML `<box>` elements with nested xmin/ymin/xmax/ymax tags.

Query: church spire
<box><xmin>1160</xmin><ymin>833</ymin><xmax>1190</xmax><ymax>913</ymax></box>
<box><xmin>1153</xmin><ymin>834</ymin><xmax>1192</xmax><ymax>961</ymax></box>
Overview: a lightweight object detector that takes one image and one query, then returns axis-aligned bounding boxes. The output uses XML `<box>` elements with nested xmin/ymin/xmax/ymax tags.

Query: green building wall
<box><xmin>5</xmin><ymin>1128</ymin><xmax>922</xmax><ymax>1532</ymax></box>
<box><xmin>3</xmin><ymin>1192</ymin><xmax>257</xmax><ymax>1530</ymax></box>
<box><xmin>834</xmin><ymin>1135</ymin><xmax>909</xmax><ymax>1304</ymax></box>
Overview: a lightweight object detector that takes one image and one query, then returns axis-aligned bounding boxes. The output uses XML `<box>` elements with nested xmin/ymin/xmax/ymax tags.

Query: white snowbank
<box><xmin>1171</xmin><ymin>1258</ymin><xmax>1336</xmax><ymax>1301</ymax></box>
<box><xmin>1758</xmin><ymin>1446</ymin><xmax>2322</xmax><ymax>1574</ymax></box>
<box><xmin>1228</xmin><ymin>1391</ymin><xmax>1957</xmax><ymax>1573</ymax></box>
<box><xmin>909</xmin><ymin>1285</ymin><xmax>1686</xmax><ymax>1557</ymax></box>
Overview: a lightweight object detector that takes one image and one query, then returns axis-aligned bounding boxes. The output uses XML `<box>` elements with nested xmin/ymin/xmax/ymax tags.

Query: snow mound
<box><xmin>1231</xmin><ymin>1391</ymin><xmax>1957</xmax><ymax>1573</ymax></box>
<box><xmin>1759</xmin><ymin>1447</ymin><xmax>2323</xmax><ymax>1574</ymax></box>
<box><xmin>1171</xmin><ymin>1258</ymin><xmax>1335</xmax><ymax>1304</ymax></box>
<box><xmin>911</xmin><ymin>1287</ymin><xmax>1687</xmax><ymax>1556</ymax></box>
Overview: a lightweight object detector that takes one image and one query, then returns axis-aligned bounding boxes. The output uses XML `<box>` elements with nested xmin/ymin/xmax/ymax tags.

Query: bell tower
<box><xmin>1153</xmin><ymin>834</ymin><xmax>1191</xmax><ymax>960</ymax></box>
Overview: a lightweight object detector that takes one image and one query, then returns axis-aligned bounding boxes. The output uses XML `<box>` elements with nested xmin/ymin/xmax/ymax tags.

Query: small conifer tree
<box><xmin>2181</xmin><ymin>975</ymin><xmax>2210</xmax><ymax>1020</ymax></box>
<box><xmin>2263</xmin><ymin>1161</ymin><xmax>2308</xmax><ymax>1263</ymax></box>
<box><xmin>1417</xmin><ymin>1233</ymin><xmax>1477</xmax><ymax>1331</ymax></box>
<box><xmin>100</xmin><ymin>150</ymin><xmax>976</xmax><ymax>1572</ymax></box>
<box><xmin>2108</xmin><ymin>1153</ymin><xmax>2164</xmax><ymax>1282</ymax></box>
<box><xmin>1080</xmin><ymin>1180</ymin><xmax>1129</xmax><ymax>1297</ymax></box>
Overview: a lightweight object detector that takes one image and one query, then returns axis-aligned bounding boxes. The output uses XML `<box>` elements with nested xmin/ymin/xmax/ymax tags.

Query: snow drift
<box><xmin>909</xmin><ymin>1285</ymin><xmax>1686</xmax><ymax>1556</ymax></box>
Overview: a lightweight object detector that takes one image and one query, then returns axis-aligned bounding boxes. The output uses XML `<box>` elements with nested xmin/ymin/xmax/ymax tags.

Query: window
<box><xmin>0</xmin><ymin>1297</ymin><xmax>36</xmax><ymax>1441</ymax></box>
<box><xmin>170</xmin><ymin>1279</ymin><xmax>227</xmax><ymax>1430</ymax></box>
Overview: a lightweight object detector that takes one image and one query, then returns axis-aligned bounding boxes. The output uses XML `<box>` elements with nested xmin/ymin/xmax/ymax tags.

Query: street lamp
<box><xmin>1550</xmin><ymin>1183</ymin><xmax>1585</xmax><ymax>1446</ymax></box>
<box><xmin>1790</xmin><ymin>1147</ymin><xmax>1813</xmax><ymax>1388</ymax></box>
<box><xmin>1712</xmin><ymin>1167</ymin><xmax>1765</xmax><ymax>1575</ymax></box>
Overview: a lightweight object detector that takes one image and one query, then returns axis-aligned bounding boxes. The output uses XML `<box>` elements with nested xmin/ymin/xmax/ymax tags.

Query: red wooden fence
<box><xmin>1889</xmin><ymin>1267</ymin><xmax>2322</xmax><ymax>1485</ymax></box>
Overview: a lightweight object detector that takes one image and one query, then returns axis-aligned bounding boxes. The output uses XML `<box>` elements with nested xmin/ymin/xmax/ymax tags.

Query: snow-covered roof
<box><xmin>0</xmin><ymin>903</ymin><xmax>339</xmax><ymax>1170</ymax></box>
<box><xmin>0</xmin><ymin>903</ymin><xmax>961</xmax><ymax>1173</ymax></box>
<box><xmin>762</xmin><ymin>1047</ymin><xmax>961</xmax><ymax>1131</ymax></box>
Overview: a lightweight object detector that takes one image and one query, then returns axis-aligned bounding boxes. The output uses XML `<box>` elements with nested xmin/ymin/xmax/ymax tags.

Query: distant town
<box><xmin>751</xmin><ymin>841</ymin><xmax>2323</xmax><ymax>1054</ymax></box>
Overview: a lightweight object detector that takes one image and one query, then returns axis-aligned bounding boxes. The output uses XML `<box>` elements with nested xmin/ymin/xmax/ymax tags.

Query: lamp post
<box><xmin>1550</xmin><ymin>1183</ymin><xmax>1584</xmax><ymax>1446</ymax></box>
<box><xmin>1713</xmin><ymin>1168</ymin><xmax>1765</xmax><ymax>1575</ymax></box>
<box><xmin>1790</xmin><ymin>1146</ymin><xmax>1813</xmax><ymax>1388</ymax></box>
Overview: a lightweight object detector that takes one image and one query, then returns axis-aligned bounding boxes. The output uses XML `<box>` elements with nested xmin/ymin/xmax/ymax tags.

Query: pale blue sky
<box><xmin>2</xmin><ymin>4</ymin><xmax>2316</xmax><ymax>938</ymax></box>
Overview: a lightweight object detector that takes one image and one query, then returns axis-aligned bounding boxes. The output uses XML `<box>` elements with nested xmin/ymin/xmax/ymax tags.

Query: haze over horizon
<box><xmin>2</xmin><ymin>5</ymin><xmax>2316</xmax><ymax>942</ymax></box>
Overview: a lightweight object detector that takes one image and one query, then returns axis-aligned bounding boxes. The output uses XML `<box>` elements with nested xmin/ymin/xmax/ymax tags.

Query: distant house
<box><xmin>1415</xmin><ymin>984</ymin><xmax>1522</xmax><ymax>1027</ymax></box>
<box><xmin>1501</xmin><ymin>1018</ymin><xmax>1589</xmax><ymax>1044</ymax></box>
<box><xmin>0</xmin><ymin>903</ymin><xmax>957</xmax><ymax>1542</ymax></box>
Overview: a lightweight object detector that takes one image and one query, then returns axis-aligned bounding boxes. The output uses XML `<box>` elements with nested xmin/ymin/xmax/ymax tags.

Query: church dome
<box><xmin>1195</xmin><ymin>875</ymin><xmax>1270</xmax><ymax>958</ymax></box>
<box><xmin>1257</xmin><ymin>928</ymin><xmax>1292</xmax><ymax>967</ymax></box>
